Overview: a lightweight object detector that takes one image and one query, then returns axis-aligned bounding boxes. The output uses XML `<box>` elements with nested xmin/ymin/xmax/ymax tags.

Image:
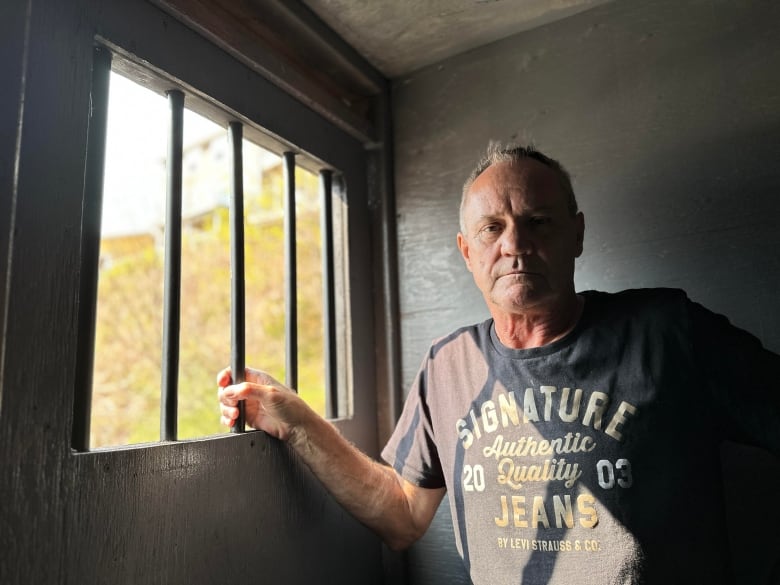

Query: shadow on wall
<box><xmin>576</xmin><ymin>121</ymin><xmax>780</xmax><ymax>352</ymax></box>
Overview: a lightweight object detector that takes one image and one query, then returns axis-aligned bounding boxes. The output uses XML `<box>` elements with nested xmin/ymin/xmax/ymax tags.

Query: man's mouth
<box><xmin>499</xmin><ymin>270</ymin><xmax>539</xmax><ymax>278</ymax></box>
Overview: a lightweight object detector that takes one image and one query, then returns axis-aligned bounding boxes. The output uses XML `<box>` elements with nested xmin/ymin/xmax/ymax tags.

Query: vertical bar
<box><xmin>72</xmin><ymin>45</ymin><xmax>112</xmax><ymax>451</ymax></box>
<box><xmin>283</xmin><ymin>152</ymin><xmax>298</xmax><ymax>390</ymax></box>
<box><xmin>229</xmin><ymin>122</ymin><xmax>246</xmax><ymax>432</ymax></box>
<box><xmin>320</xmin><ymin>170</ymin><xmax>338</xmax><ymax>418</ymax></box>
<box><xmin>160</xmin><ymin>90</ymin><xmax>184</xmax><ymax>441</ymax></box>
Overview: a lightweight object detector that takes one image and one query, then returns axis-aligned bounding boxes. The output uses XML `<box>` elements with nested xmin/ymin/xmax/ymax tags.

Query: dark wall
<box><xmin>392</xmin><ymin>0</ymin><xmax>780</xmax><ymax>583</ymax></box>
<box><xmin>0</xmin><ymin>1</ymin><xmax>383</xmax><ymax>584</ymax></box>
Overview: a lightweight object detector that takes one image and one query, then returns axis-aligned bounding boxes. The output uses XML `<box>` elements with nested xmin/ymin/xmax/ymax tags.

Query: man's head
<box><xmin>457</xmin><ymin>144</ymin><xmax>584</xmax><ymax>317</ymax></box>
<box><xmin>460</xmin><ymin>144</ymin><xmax>579</xmax><ymax>233</ymax></box>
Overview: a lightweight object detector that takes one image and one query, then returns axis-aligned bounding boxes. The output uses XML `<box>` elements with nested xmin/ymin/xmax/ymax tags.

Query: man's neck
<box><xmin>492</xmin><ymin>293</ymin><xmax>584</xmax><ymax>350</ymax></box>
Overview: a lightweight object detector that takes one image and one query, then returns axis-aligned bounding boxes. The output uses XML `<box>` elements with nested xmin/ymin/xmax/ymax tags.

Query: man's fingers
<box><xmin>217</xmin><ymin>366</ymin><xmax>269</xmax><ymax>386</ymax></box>
<box><xmin>216</xmin><ymin>367</ymin><xmax>233</xmax><ymax>387</ymax></box>
<box><xmin>219</xmin><ymin>401</ymin><xmax>237</xmax><ymax>427</ymax></box>
<box><xmin>218</xmin><ymin>385</ymin><xmax>243</xmax><ymax>405</ymax></box>
<box><xmin>219</xmin><ymin>381</ymin><xmax>276</xmax><ymax>403</ymax></box>
<box><xmin>217</xmin><ymin>365</ymin><xmax>286</xmax><ymax>390</ymax></box>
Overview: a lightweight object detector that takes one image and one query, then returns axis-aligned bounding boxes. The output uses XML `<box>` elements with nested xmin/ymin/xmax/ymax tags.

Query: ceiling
<box><xmin>153</xmin><ymin>0</ymin><xmax>614</xmax><ymax>141</ymax></box>
<box><xmin>301</xmin><ymin>0</ymin><xmax>613</xmax><ymax>77</ymax></box>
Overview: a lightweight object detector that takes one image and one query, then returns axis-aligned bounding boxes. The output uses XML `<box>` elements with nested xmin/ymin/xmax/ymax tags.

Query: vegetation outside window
<box><xmin>91</xmin><ymin>71</ymin><xmax>329</xmax><ymax>448</ymax></box>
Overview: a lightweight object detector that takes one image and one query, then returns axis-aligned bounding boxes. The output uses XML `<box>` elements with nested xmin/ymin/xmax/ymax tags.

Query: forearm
<box><xmin>218</xmin><ymin>370</ymin><xmax>437</xmax><ymax>547</ymax></box>
<box><xmin>287</xmin><ymin>413</ymin><xmax>424</xmax><ymax>550</ymax></box>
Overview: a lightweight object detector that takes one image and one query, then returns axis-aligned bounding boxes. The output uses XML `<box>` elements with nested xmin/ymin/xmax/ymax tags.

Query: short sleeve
<box><xmin>689</xmin><ymin>299</ymin><xmax>780</xmax><ymax>456</ymax></box>
<box><xmin>381</xmin><ymin>352</ymin><xmax>446</xmax><ymax>489</ymax></box>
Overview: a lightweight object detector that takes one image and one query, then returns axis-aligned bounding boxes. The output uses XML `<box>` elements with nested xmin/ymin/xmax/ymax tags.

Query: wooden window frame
<box><xmin>69</xmin><ymin>2</ymin><xmax>378</xmax><ymax>455</ymax></box>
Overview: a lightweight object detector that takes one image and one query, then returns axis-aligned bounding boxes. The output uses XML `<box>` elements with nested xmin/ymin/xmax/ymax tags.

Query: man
<box><xmin>218</xmin><ymin>144</ymin><xmax>780</xmax><ymax>584</ymax></box>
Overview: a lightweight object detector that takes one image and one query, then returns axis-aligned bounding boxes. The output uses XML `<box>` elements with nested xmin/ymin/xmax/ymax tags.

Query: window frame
<box><xmin>72</xmin><ymin>4</ymin><xmax>377</xmax><ymax>454</ymax></box>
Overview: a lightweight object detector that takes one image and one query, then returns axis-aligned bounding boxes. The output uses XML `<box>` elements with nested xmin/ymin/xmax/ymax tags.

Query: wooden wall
<box><xmin>0</xmin><ymin>1</ymin><xmax>384</xmax><ymax>584</ymax></box>
<box><xmin>391</xmin><ymin>0</ymin><xmax>780</xmax><ymax>583</ymax></box>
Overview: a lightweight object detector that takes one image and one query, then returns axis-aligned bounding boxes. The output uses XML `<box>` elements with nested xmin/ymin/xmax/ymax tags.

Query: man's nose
<box><xmin>500</xmin><ymin>222</ymin><xmax>533</xmax><ymax>255</ymax></box>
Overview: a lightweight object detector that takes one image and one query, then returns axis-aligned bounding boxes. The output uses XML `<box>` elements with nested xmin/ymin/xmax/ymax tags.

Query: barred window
<box><xmin>75</xmin><ymin>49</ymin><xmax>349</xmax><ymax>450</ymax></box>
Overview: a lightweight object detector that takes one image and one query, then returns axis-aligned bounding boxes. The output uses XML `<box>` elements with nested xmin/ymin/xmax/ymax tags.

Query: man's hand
<box><xmin>217</xmin><ymin>367</ymin><xmax>310</xmax><ymax>442</ymax></box>
<box><xmin>216</xmin><ymin>365</ymin><xmax>444</xmax><ymax>550</ymax></box>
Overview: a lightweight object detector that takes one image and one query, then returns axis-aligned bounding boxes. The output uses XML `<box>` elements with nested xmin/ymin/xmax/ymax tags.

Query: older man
<box><xmin>218</xmin><ymin>145</ymin><xmax>779</xmax><ymax>585</ymax></box>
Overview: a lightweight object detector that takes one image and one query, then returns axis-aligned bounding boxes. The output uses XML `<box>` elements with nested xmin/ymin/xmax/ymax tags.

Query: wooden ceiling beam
<box><xmin>150</xmin><ymin>0</ymin><xmax>387</xmax><ymax>143</ymax></box>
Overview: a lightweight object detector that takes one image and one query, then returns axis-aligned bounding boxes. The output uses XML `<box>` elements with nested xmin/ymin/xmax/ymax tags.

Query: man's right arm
<box><xmin>217</xmin><ymin>367</ymin><xmax>445</xmax><ymax>550</ymax></box>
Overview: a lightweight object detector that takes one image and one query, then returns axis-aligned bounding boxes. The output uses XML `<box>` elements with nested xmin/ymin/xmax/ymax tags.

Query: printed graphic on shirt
<box><xmin>453</xmin><ymin>382</ymin><xmax>638</xmax><ymax>558</ymax></box>
<box><xmin>383</xmin><ymin>290</ymin><xmax>775</xmax><ymax>585</ymax></box>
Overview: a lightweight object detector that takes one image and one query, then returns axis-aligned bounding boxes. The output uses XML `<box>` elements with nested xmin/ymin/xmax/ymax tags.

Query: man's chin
<box><xmin>489</xmin><ymin>287</ymin><xmax>550</xmax><ymax>312</ymax></box>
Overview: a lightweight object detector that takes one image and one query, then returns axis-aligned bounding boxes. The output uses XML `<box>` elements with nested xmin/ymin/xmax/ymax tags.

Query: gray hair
<box><xmin>460</xmin><ymin>143</ymin><xmax>578</xmax><ymax>233</ymax></box>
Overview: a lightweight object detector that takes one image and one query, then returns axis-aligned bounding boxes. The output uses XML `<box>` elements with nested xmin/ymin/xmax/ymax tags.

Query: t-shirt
<box><xmin>382</xmin><ymin>289</ymin><xmax>780</xmax><ymax>585</ymax></box>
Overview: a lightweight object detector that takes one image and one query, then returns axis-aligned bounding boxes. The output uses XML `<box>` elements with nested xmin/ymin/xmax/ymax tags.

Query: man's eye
<box><xmin>480</xmin><ymin>224</ymin><xmax>501</xmax><ymax>234</ymax></box>
<box><xmin>529</xmin><ymin>216</ymin><xmax>551</xmax><ymax>226</ymax></box>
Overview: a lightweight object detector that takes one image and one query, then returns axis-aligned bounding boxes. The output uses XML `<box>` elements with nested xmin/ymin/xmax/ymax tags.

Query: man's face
<box><xmin>457</xmin><ymin>159</ymin><xmax>584</xmax><ymax>316</ymax></box>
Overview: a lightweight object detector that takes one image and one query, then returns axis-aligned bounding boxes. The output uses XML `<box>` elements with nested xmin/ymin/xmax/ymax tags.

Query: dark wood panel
<box><xmin>150</xmin><ymin>0</ymin><xmax>385</xmax><ymax>142</ymax></box>
<box><xmin>1</xmin><ymin>1</ymin><xmax>385</xmax><ymax>584</ymax></box>
<box><xmin>66</xmin><ymin>435</ymin><xmax>383</xmax><ymax>584</ymax></box>
<box><xmin>0</xmin><ymin>1</ymin><xmax>94</xmax><ymax>583</ymax></box>
<box><xmin>0</xmin><ymin>0</ymin><xmax>30</xmax><ymax>368</ymax></box>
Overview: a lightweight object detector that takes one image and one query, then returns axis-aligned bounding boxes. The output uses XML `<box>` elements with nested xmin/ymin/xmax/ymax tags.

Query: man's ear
<box><xmin>457</xmin><ymin>232</ymin><xmax>473</xmax><ymax>271</ymax></box>
<box><xmin>574</xmin><ymin>212</ymin><xmax>585</xmax><ymax>258</ymax></box>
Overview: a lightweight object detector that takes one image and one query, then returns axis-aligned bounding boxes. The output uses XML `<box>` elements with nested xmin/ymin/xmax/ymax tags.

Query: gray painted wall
<box><xmin>392</xmin><ymin>0</ymin><xmax>780</xmax><ymax>583</ymax></box>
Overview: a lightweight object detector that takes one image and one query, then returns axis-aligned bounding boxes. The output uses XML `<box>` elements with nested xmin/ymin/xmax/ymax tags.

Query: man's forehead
<box><xmin>473</xmin><ymin>158</ymin><xmax>555</xmax><ymax>185</ymax></box>
<box><xmin>465</xmin><ymin>159</ymin><xmax>564</xmax><ymax>207</ymax></box>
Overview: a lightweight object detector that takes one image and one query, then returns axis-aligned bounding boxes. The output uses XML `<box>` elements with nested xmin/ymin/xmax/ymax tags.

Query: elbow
<box><xmin>376</xmin><ymin>470</ymin><xmax>441</xmax><ymax>551</ymax></box>
<box><xmin>382</xmin><ymin>525</ymin><xmax>425</xmax><ymax>552</ymax></box>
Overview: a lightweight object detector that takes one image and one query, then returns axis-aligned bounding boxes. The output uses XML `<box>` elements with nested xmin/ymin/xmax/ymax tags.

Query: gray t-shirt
<box><xmin>382</xmin><ymin>288</ymin><xmax>780</xmax><ymax>585</ymax></box>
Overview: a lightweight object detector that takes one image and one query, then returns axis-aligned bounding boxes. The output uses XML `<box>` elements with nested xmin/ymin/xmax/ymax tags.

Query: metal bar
<box><xmin>283</xmin><ymin>151</ymin><xmax>298</xmax><ymax>390</ymax></box>
<box><xmin>229</xmin><ymin>122</ymin><xmax>246</xmax><ymax>432</ymax></box>
<box><xmin>320</xmin><ymin>170</ymin><xmax>338</xmax><ymax>418</ymax></box>
<box><xmin>72</xmin><ymin>45</ymin><xmax>112</xmax><ymax>452</ymax></box>
<box><xmin>160</xmin><ymin>90</ymin><xmax>184</xmax><ymax>441</ymax></box>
